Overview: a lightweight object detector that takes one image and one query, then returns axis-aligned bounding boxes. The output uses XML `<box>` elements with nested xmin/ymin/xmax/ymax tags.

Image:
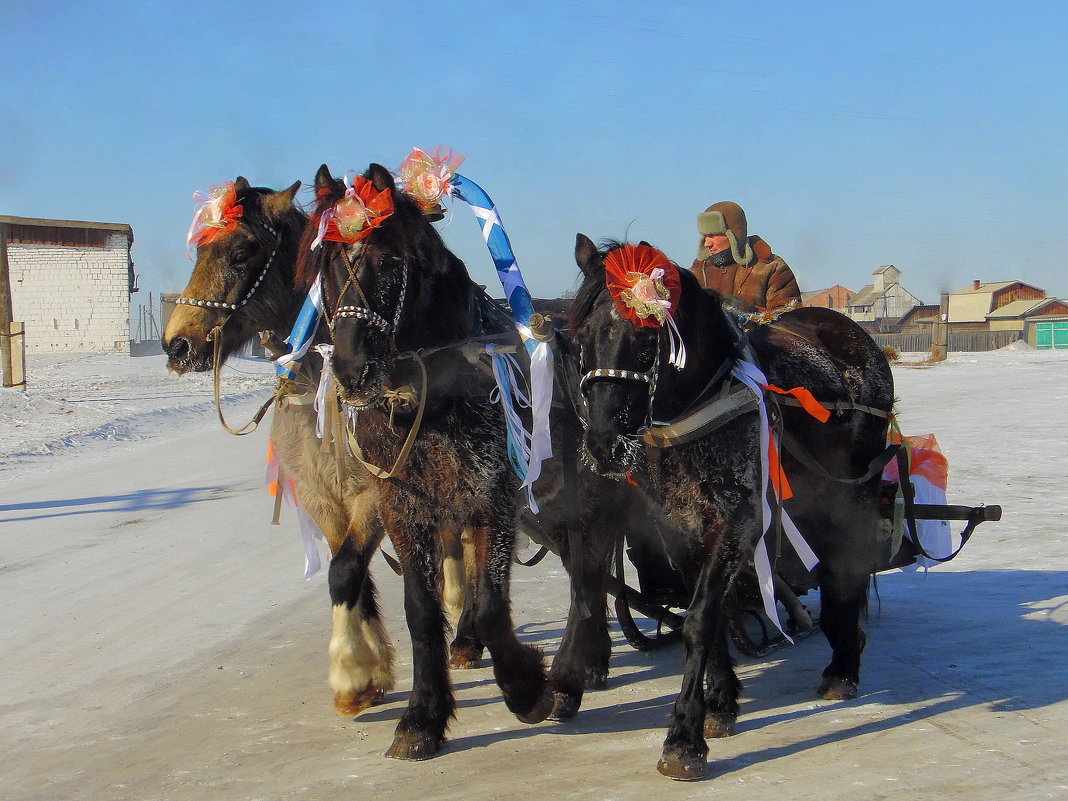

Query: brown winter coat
<box><xmin>690</xmin><ymin>238</ymin><xmax>800</xmax><ymax>312</ymax></box>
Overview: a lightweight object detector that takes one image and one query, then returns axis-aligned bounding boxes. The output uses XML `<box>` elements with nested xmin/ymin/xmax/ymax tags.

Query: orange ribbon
<box><xmin>761</xmin><ymin>384</ymin><xmax>831</xmax><ymax>423</ymax></box>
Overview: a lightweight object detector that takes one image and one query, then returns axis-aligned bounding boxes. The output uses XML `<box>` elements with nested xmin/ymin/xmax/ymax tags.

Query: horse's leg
<box><xmin>547</xmin><ymin>525</ymin><xmax>613</xmax><ymax>720</ymax></box>
<box><xmin>658</xmin><ymin>554</ymin><xmax>735</xmax><ymax>781</ymax></box>
<box><xmin>445</xmin><ymin>527</ymin><xmax>485</xmax><ymax>669</ymax></box>
<box><xmin>702</xmin><ymin>580</ymin><xmax>742</xmax><ymax>738</ymax></box>
<box><xmin>470</xmin><ymin>524</ymin><xmax>554</xmax><ymax>725</ymax></box>
<box><xmin>385</xmin><ymin>524</ymin><xmax>455</xmax><ymax>761</ymax></box>
<box><xmin>328</xmin><ymin>535</ymin><xmax>395</xmax><ymax>716</ymax></box>
<box><xmin>812</xmin><ymin>495</ymin><xmax>877</xmax><ymax>700</ymax></box>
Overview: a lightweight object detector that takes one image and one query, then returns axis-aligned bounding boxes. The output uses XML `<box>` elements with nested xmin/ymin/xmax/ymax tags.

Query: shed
<box><xmin>0</xmin><ymin>215</ymin><xmax>136</xmax><ymax>354</ymax></box>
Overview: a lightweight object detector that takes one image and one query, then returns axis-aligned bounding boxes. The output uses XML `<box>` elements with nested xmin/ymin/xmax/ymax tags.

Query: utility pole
<box><xmin>931</xmin><ymin>293</ymin><xmax>949</xmax><ymax>362</ymax></box>
<box><xmin>0</xmin><ymin>222</ymin><xmax>26</xmax><ymax>389</ymax></box>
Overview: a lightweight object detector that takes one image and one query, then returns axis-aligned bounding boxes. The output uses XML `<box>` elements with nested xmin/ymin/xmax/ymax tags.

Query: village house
<box><xmin>845</xmin><ymin>265</ymin><xmax>924</xmax><ymax>332</ymax></box>
<box><xmin>948</xmin><ymin>280</ymin><xmax>1068</xmax><ymax>348</ymax></box>
<box><xmin>801</xmin><ymin>284</ymin><xmax>854</xmax><ymax>313</ymax></box>
<box><xmin>1</xmin><ymin>215</ymin><xmax>136</xmax><ymax>354</ymax></box>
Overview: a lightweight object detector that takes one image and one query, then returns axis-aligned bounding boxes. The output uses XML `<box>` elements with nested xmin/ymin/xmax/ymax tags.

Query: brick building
<box><xmin>1</xmin><ymin>215</ymin><xmax>136</xmax><ymax>354</ymax></box>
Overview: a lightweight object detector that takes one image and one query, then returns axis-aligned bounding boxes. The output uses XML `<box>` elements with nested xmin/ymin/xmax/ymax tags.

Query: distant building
<box><xmin>946</xmin><ymin>280</ymin><xmax>1068</xmax><ymax>348</ymax></box>
<box><xmin>801</xmin><ymin>285</ymin><xmax>854</xmax><ymax>313</ymax></box>
<box><xmin>845</xmin><ymin>265</ymin><xmax>923</xmax><ymax>331</ymax></box>
<box><xmin>947</xmin><ymin>280</ymin><xmax>1047</xmax><ymax>331</ymax></box>
<box><xmin>1</xmin><ymin>215</ymin><xmax>136</xmax><ymax>354</ymax></box>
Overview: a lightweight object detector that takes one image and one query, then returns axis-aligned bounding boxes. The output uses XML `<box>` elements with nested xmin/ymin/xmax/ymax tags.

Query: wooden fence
<box><xmin>873</xmin><ymin>330</ymin><xmax>1022</xmax><ymax>353</ymax></box>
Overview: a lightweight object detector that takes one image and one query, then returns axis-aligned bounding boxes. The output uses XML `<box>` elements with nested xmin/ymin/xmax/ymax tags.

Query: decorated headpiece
<box><xmin>311</xmin><ymin>172</ymin><xmax>395</xmax><ymax>249</ymax></box>
<box><xmin>604</xmin><ymin>244</ymin><xmax>681</xmax><ymax>327</ymax></box>
<box><xmin>186</xmin><ymin>181</ymin><xmax>244</xmax><ymax>256</ymax></box>
<box><xmin>603</xmin><ymin>243</ymin><xmax>686</xmax><ymax>368</ymax></box>
<box><xmin>397</xmin><ymin>146</ymin><xmax>465</xmax><ymax>218</ymax></box>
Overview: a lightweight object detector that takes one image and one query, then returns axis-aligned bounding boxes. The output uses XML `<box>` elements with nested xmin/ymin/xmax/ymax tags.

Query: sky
<box><xmin>3</xmin><ymin>0</ymin><xmax>1067</xmax><ymax>316</ymax></box>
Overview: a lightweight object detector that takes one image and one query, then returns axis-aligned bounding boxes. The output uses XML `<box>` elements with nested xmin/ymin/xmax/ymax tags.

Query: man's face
<box><xmin>704</xmin><ymin>234</ymin><xmax>731</xmax><ymax>255</ymax></box>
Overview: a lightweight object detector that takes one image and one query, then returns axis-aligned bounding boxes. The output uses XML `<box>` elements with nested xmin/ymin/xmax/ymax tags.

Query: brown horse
<box><xmin>570</xmin><ymin>236</ymin><xmax>893</xmax><ymax>780</ymax></box>
<box><xmin>162</xmin><ymin>178</ymin><xmax>395</xmax><ymax>717</ymax></box>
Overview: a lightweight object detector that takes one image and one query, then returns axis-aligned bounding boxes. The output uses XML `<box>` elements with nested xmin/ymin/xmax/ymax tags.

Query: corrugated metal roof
<box><xmin>957</xmin><ymin>281</ymin><xmax>1015</xmax><ymax>294</ymax></box>
<box><xmin>986</xmin><ymin>299</ymin><xmax>1050</xmax><ymax>318</ymax></box>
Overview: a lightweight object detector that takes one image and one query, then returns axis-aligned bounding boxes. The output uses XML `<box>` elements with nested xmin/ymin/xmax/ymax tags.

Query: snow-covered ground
<box><xmin>1</xmin><ymin>345</ymin><xmax>1066</xmax><ymax>800</ymax></box>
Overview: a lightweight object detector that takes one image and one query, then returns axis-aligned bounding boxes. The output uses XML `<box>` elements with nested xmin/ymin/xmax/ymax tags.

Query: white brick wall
<box><xmin>8</xmin><ymin>233</ymin><xmax>132</xmax><ymax>354</ymax></box>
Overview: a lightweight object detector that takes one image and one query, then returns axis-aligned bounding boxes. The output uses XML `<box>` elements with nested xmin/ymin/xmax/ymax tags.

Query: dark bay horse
<box><xmin>297</xmin><ymin>164</ymin><xmax>555</xmax><ymax>759</ymax></box>
<box><xmin>162</xmin><ymin>179</ymin><xmax>396</xmax><ymax>717</ymax></box>
<box><xmin>570</xmin><ymin>236</ymin><xmax>893</xmax><ymax>780</ymax></box>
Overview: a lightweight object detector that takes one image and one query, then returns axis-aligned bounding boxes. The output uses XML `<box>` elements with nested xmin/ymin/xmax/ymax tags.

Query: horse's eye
<box><xmin>231</xmin><ymin>247</ymin><xmax>252</xmax><ymax>264</ymax></box>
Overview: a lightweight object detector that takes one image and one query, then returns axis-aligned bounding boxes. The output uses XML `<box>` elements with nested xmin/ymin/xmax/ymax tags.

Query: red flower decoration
<box><xmin>603</xmin><ymin>244</ymin><xmax>681</xmax><ymax>328</ymax></box>
<box><xmin>314</xmin><ymin>175</ymin><xmax>395</xmax><ymax>246</ymax></box>
<box><xmin>187</xmin><ymin>181</ymin><xmax>244</xmax><ymax>251</ymax></box>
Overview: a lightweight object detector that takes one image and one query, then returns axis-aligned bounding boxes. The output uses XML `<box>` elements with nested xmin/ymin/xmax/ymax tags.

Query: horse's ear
<box><xmin>315</xmin><ymin>164</ymin><xmax>335</xmax><ymax>189</ymax></box>
<box><xmin>575</xmin><ymin>233</ymin><xmax>599</xmax><ymax>277</ymax></box>
<box><xmin>235</xmin><ymin>176</ymin><xmax>252</xmax><ymax>191</ymax></box>
<box><xmin>263</xmin><ymin>180</ymin><xmax>301</xmax><ymax>219</ymax></box>
<box><xmin>366</xmin><ymin>163</ymin><xmax>396</xmax><ymax>193</ymax></box>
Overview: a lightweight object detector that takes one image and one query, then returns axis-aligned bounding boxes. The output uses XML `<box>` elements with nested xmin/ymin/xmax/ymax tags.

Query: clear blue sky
<box><xmin>3</xmin><ymin>1</ymin><xmax>1067</xmax><ymax>312</ymax></box>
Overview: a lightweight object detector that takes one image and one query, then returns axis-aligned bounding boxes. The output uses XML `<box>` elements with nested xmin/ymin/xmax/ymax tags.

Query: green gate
<box><xmin>1035</xmin><ymin>321</ymin><xmax>1068</xmax><ymax>349</ymax></box>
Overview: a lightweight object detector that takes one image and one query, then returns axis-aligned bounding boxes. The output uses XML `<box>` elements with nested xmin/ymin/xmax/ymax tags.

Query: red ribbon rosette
<box><xmin>603</xmin><ymin>243</ymin><xmax>682</xmax><ymax>328</ymax></box>
<box><xmin>313</xmin><ymin>175</ymin><xmax>395</xmax><ymax>247</ymax></box>
<box><xmin>187</xmin><ymin>181</ymin><xmax>244</xmax><ymax>253</ymax></box>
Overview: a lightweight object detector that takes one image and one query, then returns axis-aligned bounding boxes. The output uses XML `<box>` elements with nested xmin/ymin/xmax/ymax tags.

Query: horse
<box><xmin>297</xmin><ymin>163</ymin><xmax>557</xmax><ymax>759</ymax></box>
<box><xmin>569</xmin><ymin>235</ymin><xmax>893</xmax><ymax>780</ymax></box>
<box><xmin>162</xmin><ymin>178</ymin><xmax>397</xmax><ymax>718</ymax></box>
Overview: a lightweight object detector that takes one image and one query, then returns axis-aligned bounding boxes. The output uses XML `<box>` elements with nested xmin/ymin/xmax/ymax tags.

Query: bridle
<box><xmin>578</xmin><ymin>339</ymin><xmax>662</xmax><ymax>431</ymax></box>
<box><xmin>324</xmin><ymin>242</ymin><xmax>408</xmax><ymax>340</ymax></box>
<box><xmin>175</xmin><ymin>220</ymin><xmax>281</xmax><ymax>316</ymax></box>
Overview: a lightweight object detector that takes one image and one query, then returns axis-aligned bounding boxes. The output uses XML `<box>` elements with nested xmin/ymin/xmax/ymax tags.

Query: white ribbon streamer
<box><xmin>732</xmin><ymin>357</ymin><xmax>820</xmax><ymax>641</ymax></box>
<box><xmin>313</xmin><ymin>344</ymin><xmax>335</xmax><ymax>440</ymax></box>
<box><xmin>266</xmin><ymin>443</ymin><xmax>327</xmax><ymax>579</ymax></box>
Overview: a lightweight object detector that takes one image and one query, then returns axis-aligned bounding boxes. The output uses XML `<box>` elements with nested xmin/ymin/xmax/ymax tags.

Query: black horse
<box><xmin>296</xmin><ymin>164</ymin><xmax>556</xmax><ymax>759</ymax></box>
<box><xmin>570</xmin><ymin>235</ymin><xmax>893</xmax><ymax>780</ymax></box>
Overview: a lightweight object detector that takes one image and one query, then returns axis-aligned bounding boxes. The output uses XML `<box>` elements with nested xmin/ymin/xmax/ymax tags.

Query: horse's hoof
<box><xmin>334</xmin><ymin>686</ymin><xmax>385</xmax><ymax>717</ymax></box>
<box><xmin>514</xmin><ymin>685</ymin><xmax>554</xmax><ymax>724</ymax></box>
<box><xmin>704</xmin><ymin>711</ymin><xmax>737</xmax><ymax>738</ymax></box>
<box><xmin>657</xmin><ymin>748</ymin><xmax>707</xmax><ymax>781</ymax></box>
<box><xmin>584</xmin><ymin>669</ymin><xmax>608</xmax><ymax>691</ymax></box>
<box><xmin>448</xmin><ymin>647</ymin><xmax>483</xmax><ymax>670</ymax></box>
<box><xmin>384</xmin><ymin>733</ymin><xmax>443</xmax><ymax>761</ymax></box>
<box><xmin>548</xmin><ymin>690</ymin><xmax>580</xmax><ymax>721</ymax></box>
<box><xmin>817</xmin><ymin>676</ymin><xmax>859</xmax><ymax>700</ymax></box>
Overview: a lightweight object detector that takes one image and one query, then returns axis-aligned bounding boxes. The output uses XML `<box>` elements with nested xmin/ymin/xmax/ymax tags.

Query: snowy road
<box><xmin>1</xmin><ymin>349</ymin><xmax>1066</xmax><ymax>800</ymax></box>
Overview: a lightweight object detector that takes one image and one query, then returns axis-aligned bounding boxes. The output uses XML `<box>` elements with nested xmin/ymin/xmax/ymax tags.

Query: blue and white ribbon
<box><xmin>733</xmin><ymin>357</ymin><xmax>820</xmax><ymax>642</ymax></box>
<box><xmin>275</xmin><ymin>274</ymin><xmax>324</xmax><ymax>381</ymax></box>
<box><xmin>449</xmin><ymin>174</ymin><xmax>554</xmax><ymax>509</ymax></box>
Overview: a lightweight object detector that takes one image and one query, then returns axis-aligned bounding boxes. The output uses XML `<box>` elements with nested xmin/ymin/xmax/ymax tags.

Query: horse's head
<box><xmin>163</xmin><ymin>177</ymin><xmax>304</xmax><ymax>374</ymax></box>
<box><xmin>299</xmin><ymin>163</ymin><xmax>447</xmax><ymax>406</ymax></box>
<box><xmin>570</xmin><ymin>234</ymin><xmax>727</xmax><ymax>477</ymax></box>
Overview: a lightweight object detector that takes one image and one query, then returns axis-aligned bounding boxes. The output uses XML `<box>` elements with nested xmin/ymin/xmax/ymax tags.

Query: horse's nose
<box><xmin>163</xmin><ymin>334</ymin><xmax>191</xmax><ymax>363</ymax></box>
<box><xmin>583</xmin><ymin>428</ymin><xmax>627</xmax><ymax>473</ymax></box>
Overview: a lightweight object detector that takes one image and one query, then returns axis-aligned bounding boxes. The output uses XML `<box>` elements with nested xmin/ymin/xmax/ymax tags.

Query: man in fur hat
<box><xmin>691</xmin><ymin>201</ymin><xmax>801</xmax><ymax>313</ymax></box>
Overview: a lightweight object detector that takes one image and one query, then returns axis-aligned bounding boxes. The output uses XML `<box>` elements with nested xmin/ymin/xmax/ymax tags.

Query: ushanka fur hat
<box><xmin>696</xmin><ymin>200</ymin><xmax>754</xmax><ymax>265</ymax></box>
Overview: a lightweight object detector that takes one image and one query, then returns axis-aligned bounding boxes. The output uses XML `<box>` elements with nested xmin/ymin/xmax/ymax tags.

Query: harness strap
<box><xmin>894</xmin><ymin>448</ymin><xmax>983</xmax><ymax>563</ymax></box>
<box><xmin>514</xmin><ymin>544</ymin><xmax>550</xmax><ymax>567</ymax></box>
<box><xmin>778</xmin><ymin>428</ymin><xmax>900</xmax><ymax>487</ymax></box>
<box><xmin>210</xmin><ymin>325</ymin><xmax>278</xmax><ymax>436</ymax></box>
<box><xmin>775</xmin><ymin>394</ymin><xmax>893</xmax><ymax>419</ymax></box>
<box><xmin>342</xmin><ymin>350</ymin><xmax>429</xmax><ymax>480</ymax></box>
<box><xmin>643</xmin><ymin>380</ymin><xmax>759</xmax><ymax>448</ymax></box>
